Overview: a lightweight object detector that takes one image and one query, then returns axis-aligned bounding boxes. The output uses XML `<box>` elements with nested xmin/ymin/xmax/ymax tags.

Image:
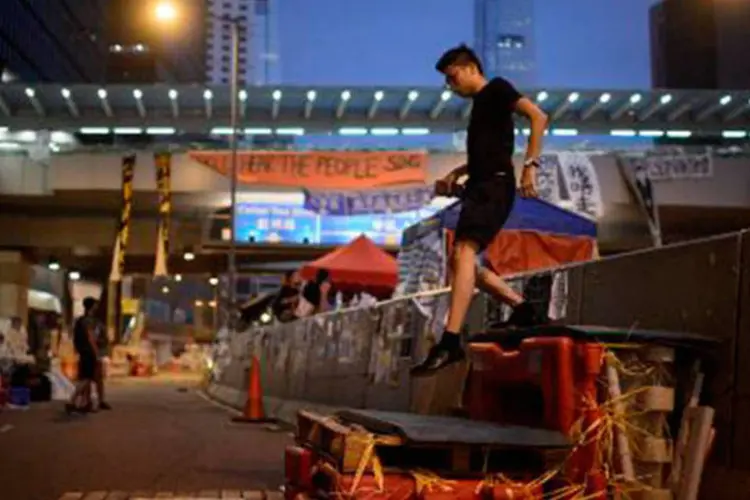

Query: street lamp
<box><xmin>154</xmin><ymin>2</ymin><xmax>177</xmax><ymax>21</ymax></box>
<box><xmin>155</xmin><ymin>3</ymin><xmax>244</xmax><ymax>335</ymax></box>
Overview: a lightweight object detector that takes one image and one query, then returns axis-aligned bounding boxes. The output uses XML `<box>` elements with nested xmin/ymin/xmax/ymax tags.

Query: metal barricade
<box><xmin>232</xmin><ymin>261</ymin><xmax>587</xmax><ymax>411</ymax></box>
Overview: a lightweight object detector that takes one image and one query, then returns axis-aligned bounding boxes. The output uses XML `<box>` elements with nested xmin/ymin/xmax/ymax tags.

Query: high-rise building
<box><xmin>206</xmin><ymin>0</ymin><xmax>280</xmax><ymax>86</ymax></box>
<box><xmin>474</xmin><ymin>0</ymin><xmax>537</xmax><ymax>89</ymax></box>
<box><xmin>0</xmin><ymin>0</ymin><xmax>106</xmax><ymax>83</ymax></box>
<box><xmin>105</xmin><ymin>0</ymin><xmax>206</xmax><ymax>83</ymax></box>
<box><xmin>650</xmin><ymin>0</ymin><xmax>750</xmax><ymax>89</ymax></box>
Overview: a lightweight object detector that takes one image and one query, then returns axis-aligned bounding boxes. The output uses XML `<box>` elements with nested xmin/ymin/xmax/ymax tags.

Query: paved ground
<box><xmin>0</xmin><ymin>376</ymin><xmax>291</xmax><ymax>500</ymax></box>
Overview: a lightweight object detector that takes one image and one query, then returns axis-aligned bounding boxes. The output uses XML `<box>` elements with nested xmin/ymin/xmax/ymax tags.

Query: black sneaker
<box><xmin>99</xmin><ymin>401</ymin><xmax>112</xmax><ymax>411</ymax></box>
<box><xmin>410</xmin><ymin>343</ymin><xmax>466</xmax><ymax>377</ymax></box>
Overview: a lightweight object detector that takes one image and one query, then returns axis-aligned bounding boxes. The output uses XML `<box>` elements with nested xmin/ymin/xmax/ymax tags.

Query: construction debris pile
<box><xmin>282</xmin><ymin>328</ymin><xmax>717</xmax><ymax>500</ymax></box>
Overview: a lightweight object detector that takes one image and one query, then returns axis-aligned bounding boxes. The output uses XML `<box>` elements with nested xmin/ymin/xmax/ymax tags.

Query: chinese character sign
<box><xmin>536</xmin><ymin>154</ymin><xmax>562</xmax><ymax>204</ymax></box>
<box><xmin>303</xmin><ymin>185</ymin><xmax>434</xmax><ymax>216</ymax></box>
<box><xmin>622</xmin><ymin>152</ymin><xmax>713</xmax><ymax>182</ymax></box>
<box><xmin>557</xmin><ymin>152</ymin><xmax>603</xmax><ymax>219</ymax></box>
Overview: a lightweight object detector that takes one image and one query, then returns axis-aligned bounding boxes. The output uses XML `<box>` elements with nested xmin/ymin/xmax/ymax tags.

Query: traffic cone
<box><xmin>232</xmin><ymin>355</ymin><xmax>275</xmax><ymax>423</ymax></box>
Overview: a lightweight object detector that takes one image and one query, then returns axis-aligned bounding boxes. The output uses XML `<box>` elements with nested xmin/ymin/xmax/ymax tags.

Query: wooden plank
<box><xmin>221</xmin><ymin>490</ymin><xmax>243</xmax><ymax>498</ymax></box>
<box><xmin>606</xmin><ymin>355</ymin><xmax>636</xmax><ymax>482</ymax></box>
<box><xmin>669</xmin><ymin>367</ymin><xmax>704</xmax><ymax>493</ymax></box>
<box><xmin>104</xmin><ymin>492</ymin><xmax>129</xmax><ymax>500</ymax></box>
<box><xmin>58</xmin><ymin>494</ymin><xmax>84</xmax><ymax>500</ymax></box>
<box><xmin>296</xmin><ymin>410</ymin><xmax>401</xmax><ymax>473</ymax></box>
<box><xmin>638</xmin><ymin>386</ymin><xmax>676</xmax><ymax>412</ymax></box>
<box><xmin>644</xmin><ymin>346</ymin><xmax>675</xmax><ymax>363</ymax></box>
<box><xmin>676</xmin><ymin>407</ymin><xmax>715</xmax><ymax>500</ymax></box>
<box><xmin>409</xmin><ymin>359</ymin><xmax>469</xmax><ymax>416</ymax></box>
<box><xmin>636</xmin><ymin>437</ymin><xmax>673</xmax><ymax>464</ymax></box>
<box><xmin>629</xmin><ymin>489</ymin><xmax>673</xmax><ymax>500</ymax></box>
<box><xmin>241</xmin><ymin>491</ymin><xmax>264</xmax><ymax>500</ymax></box>
<box><xmin>81</xmin><ymin>493</ymin><xmax>108</xmax><ymax>500</ymax></box>
<box><xmin>634</xmin><ymin>462</ymin><xmax>664</xmax><ymax>488</ymax></box>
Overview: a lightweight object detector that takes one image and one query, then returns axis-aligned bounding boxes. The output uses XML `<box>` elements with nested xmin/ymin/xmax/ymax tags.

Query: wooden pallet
<box><xmin>297</xmin><ymin>410</ymin><xmax>402</xmax><ymax>473</ymax></box>
<box><xmin>296</xmin><ymin>410</ymin><xmax>568</xmax><ymax>476</ymax></box>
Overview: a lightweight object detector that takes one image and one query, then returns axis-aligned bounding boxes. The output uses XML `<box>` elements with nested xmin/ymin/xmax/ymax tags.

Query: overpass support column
<box><xmin>0</xmin><ymin>250</ymin><xmax>31</xmax><ymax>324</ymax></box>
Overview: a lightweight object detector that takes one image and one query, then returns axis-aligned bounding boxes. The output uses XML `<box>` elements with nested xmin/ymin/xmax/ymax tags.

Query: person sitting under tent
<box><xmin>296</xmin><ymin>269</ymin><xmax>332</xmax><ymax>318</ymax></box>
<box><xmin>272</xmin><ymin>270</ymin><xmax>302</xmax><ymax>323</ymax></box>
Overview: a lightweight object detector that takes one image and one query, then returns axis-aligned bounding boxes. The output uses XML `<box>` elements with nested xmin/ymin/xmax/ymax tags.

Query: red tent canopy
<box><xmin>299</xmin><ymin>235</ymin><xmax>398</xmax><ymax>296</ymax></box>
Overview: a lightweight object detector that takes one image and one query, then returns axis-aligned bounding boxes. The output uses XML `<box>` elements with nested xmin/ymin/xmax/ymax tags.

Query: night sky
<box><xmin>278</xmin><ymin>0</ymin><xmax>658</xmax><ymax>89</ymax></box>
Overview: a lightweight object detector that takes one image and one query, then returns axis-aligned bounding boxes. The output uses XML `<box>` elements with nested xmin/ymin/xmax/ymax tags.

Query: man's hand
<box><xmin>435</xmin><ymin>172</ymin><xmax>459</xmax><ymax>197</ymax></box>
<box><xmin>520</xmin><ymin>166</ymin><xmax>538</xmax><ymax>198</ymax></box>
<box><xmin>514</xmin><ymin>97</ymin><xmax>547</xmax><ymax>199</ymax></box>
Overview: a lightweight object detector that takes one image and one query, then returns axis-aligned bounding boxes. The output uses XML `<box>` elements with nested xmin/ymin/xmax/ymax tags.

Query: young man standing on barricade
<box><xmin>411</xmin><ymin>45</ymin><xmax>549</xmax><ymax>376</ymax></box>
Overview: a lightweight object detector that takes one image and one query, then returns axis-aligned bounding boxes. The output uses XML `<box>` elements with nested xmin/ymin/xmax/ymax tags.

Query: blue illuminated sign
<box><xmin>234</xmin><ymin>202</ymin><xmax>438</xmax><ymax>246</ymax></box>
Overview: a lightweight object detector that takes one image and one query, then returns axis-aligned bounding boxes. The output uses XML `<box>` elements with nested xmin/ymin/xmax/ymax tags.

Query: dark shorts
<box><xmin>78</xmin><ymin>355</ymin><xmax>96</xmax><ymax>381</ymax></box>
<box><xmin>454</xmin><ymin>172</ymin><xmax>516</xmax><ymax>251</ymax></box>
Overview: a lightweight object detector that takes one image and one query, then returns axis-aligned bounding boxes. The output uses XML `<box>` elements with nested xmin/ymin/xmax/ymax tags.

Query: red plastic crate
<box><xmin>285</xmin><ymin>445</ymin><xmax>314</xmax><ymax>490</ymax></box>
<box><xmin>464</xmin><ymin>336</ymin><xmax>578</xmax><ymax>433</ymax></box>
<box><xmin>464</xmin><ymin>337</ymin><xmax>606</xmax><ymax>493</ymax></box>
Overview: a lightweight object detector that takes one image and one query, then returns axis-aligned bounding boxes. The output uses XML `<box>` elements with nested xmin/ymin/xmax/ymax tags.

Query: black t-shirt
<box><xmin>73</xmin><ymin>315</ymin><xmax>97</xmax><ymax>358</ymax></box>
<box><xmin>466</xmin><ymin>77</ymin><xmax>523</xmax><ymax>180</ymax></box>
<box><xmin>302</xmin><ymin>282</ymin><xmax>322</xmax><ymax>309</ymax></box>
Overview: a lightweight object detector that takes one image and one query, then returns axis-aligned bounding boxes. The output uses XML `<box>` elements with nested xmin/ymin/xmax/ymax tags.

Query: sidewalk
<box><xmin>0</xmin><ymin>377</ymin><xmax>290</xmax><ymax>500</ymax></box>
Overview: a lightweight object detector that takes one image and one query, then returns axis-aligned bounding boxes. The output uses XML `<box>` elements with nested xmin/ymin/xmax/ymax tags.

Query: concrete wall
<box><xmin>1</xmin><ymin>150</ymin><xmax>748</xmax><ymax>208</ymax></box>
<box><xmin>0</xmin><ymin>214</ymin><xmax>204</xmax><ymax>253</ymax></box>
<box><xmin>0</xmin><ymin>251</ymin><xmax>31</xmax><ymax>321</ymax></box>
<box><xmin>0</xmin><ymin>154</ymin><xmax>49</xmax><ymax>195</ymax></box>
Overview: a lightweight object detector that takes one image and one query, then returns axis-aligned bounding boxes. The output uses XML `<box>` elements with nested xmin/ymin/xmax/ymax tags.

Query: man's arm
<box><xmin>318</xmin><ymin>283</ymin><xmax>331</xmax><ymax>313</ymax></box>
<box><xmin>435</xmin><ymin>164</ymin><xmax>469</xmax><ymax>196</ymax></box>
<box><xmin>514</xmin><ymin>97</ymin><xmax>549</xmax><ymax>197</ymax></box>
<box><xmin>514</xmin><ymin>97</ymin><xmax>548</xmax><ymax>162</ymax></box>
<box><xmin>448</xmin><ymin>164</ymin><xmax>469</xmax><ymax>178</ymax></box>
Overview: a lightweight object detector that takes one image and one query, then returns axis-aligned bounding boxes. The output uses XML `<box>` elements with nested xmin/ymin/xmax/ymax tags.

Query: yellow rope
<box><xmin>346</xmin><ymin>432</ymin><xmax>391</xmax><ymax>495</ymax></box>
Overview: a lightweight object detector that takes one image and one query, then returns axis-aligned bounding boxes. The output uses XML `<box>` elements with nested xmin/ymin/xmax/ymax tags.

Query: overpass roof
<box><xmin>0</xmin><ymin>84</ymin><xmax>749</xmax><ymax>139</ymax></box>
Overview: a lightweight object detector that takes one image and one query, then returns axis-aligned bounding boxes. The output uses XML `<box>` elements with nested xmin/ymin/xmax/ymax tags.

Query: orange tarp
<box><xmin>300</xmin><ymin>235</ymin><xmax>398</xmax><ymax>296</ymax></box>
<box><xmin>445</xmin><ymin>229</ymin><xmax>596</xmax><ymax>277</ymax></box>
<box><xmin>189</xmin><ymin>150</ymin><xmax>427</xmax><ymax>189</ymax></box>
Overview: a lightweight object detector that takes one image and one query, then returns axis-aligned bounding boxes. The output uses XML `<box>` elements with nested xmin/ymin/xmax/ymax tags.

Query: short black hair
<box><xmin>83</xmin><ymin>296</ymin><xmax>98</xmax><ymax>312</ymax></box>
<box><xmin>315</xmin><ymin>269</ymin><xmax>330</xmax><ymax>284</ymax></box>
<box><xmin>284</xmin><ymin>270</ymin><xmax>295</xmax><ymax>280</ymax></box>
<box><xmin>435</xmin><ymin>44</ymin><xmax>484</xmax><ymax>75</ymax></box>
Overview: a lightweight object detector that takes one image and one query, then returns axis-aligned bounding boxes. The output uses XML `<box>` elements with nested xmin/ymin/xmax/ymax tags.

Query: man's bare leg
<box><xmin>411</xmin><ymin>240</ymin><xmax>478</xmax><ymax>375</ymax></box>
<box><xmin>444</xmin><ymin>240</ymin><xmax>480</xmax><ymax>333</ymax></box>
<box><xmin>412</xmin><ymin>246</ymin><xmax>546</xmax><ymax>376</ymax></box>
<box><xmin>476</xmin><ymin>266</ymin><xmax>523</xmax><ymax>307</ymax></box>
<box><xmin>476</xmin><ymin>265</ymin><xmax>544</xmax><ymax>326</ymax></box>
<box><xmin>66</xmin><ymin>380</ymin><xmax>90</xmax><ymax>413</ymax></box>
<box><xmin>94</xmin><ymin>362</ymin><xmax>111</xmax><ymax>410</ymax></box>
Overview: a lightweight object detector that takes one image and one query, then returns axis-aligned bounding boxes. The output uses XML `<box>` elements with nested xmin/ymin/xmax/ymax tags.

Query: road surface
<box><xmin>0</xmin><ymin>376</ymin><xmax>290</xmax><ymax>500</ymax></box>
